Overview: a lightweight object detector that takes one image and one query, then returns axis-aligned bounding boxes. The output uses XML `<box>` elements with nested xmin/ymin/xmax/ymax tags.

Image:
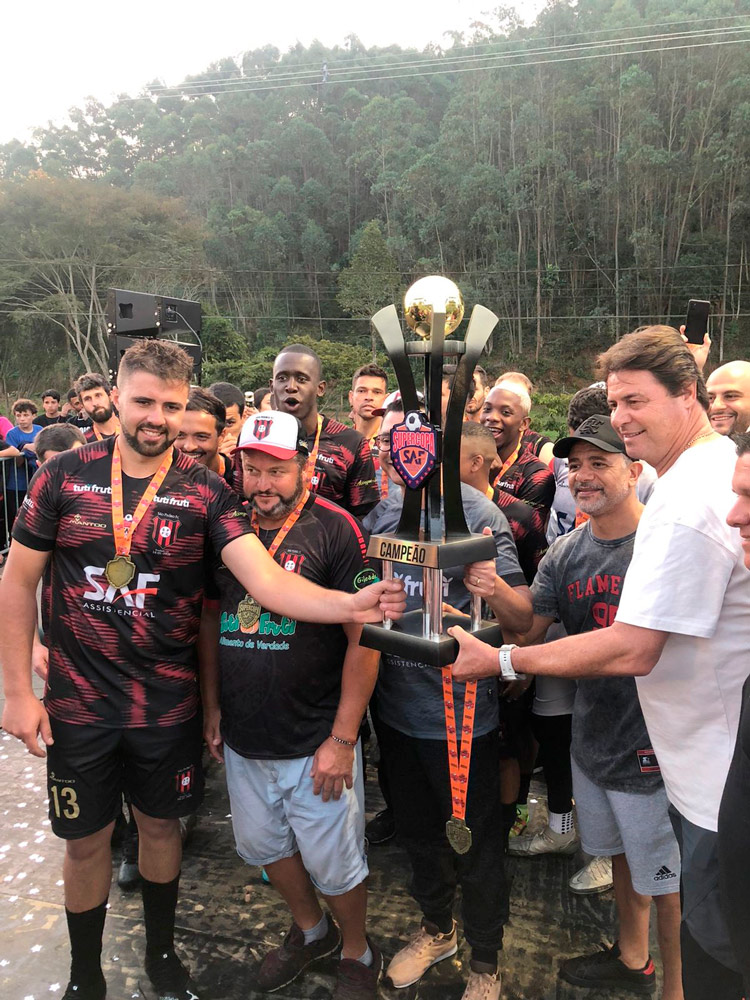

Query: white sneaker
<box><xmin>568</xmin><ymin>855</ymin><xmax>613</xmax><ymax>894</ymax></box>
<box><xmin>386</xmin><ymin>921</ymin><xmax>458</xmax><ymax>988</ymax></box>
<box><xmin>508</xmin><ymin>823</ymin><xmax>579</xmax><ymax>856</ymax></box>
<box><xmin>461</xmin><ymin>962</ymin><xmax>501</xmax><ymax>1000</ymax></box>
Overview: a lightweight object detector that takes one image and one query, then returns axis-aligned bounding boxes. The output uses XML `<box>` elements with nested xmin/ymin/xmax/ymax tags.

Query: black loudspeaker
<box><xmin>106</xmin><ymin>289</ymin><xmax>202</xmax><ymax>384</ymax></box>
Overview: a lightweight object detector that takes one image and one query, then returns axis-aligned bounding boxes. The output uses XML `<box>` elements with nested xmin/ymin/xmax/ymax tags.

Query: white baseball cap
<box><xmin>237</xmin><ymin>410</ymin><xmax>309</xmax><ymax>460</ymax></box>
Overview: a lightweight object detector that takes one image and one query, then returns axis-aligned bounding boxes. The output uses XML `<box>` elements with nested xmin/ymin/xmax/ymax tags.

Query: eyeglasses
<box><xmin>374</xmin><ymin>435</ymin><xmax>391</xmax><ymax>451</ymax></box>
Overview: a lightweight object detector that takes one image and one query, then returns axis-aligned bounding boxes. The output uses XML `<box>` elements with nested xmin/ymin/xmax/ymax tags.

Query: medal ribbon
<box><xmin>442</xmin><ymin>667</ymin><xmax>477</xmax><ymax>824</ymax></box>
<box><xmin>305</xmin><ymin>415</ymin><xmax>324</xmax><ymax>490</ymax></box>
<box><xmin>111</xmin><ymin>440</ymin><xmax>173</xmax><ymax>557</ymax></box>
<box><xmin>93</xmin><ymin>417</ymin><xmax>121</xmax><ymax>441</ymax></box>
<box><xmin>250</xmin><ymin>490</ymin><xmax>310</xmax><ymax>560</ymax></box>
<box><xmin>496</xmin><ymin>433</ymin><xmax>523</xmax><ymax>483</ymax></box>
<box><xmin>485</xmin><ymin>484</ymin><xmax>494</xmax><ymax>500</ymax></box>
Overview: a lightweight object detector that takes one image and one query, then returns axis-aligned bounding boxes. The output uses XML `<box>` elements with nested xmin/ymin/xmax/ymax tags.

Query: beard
<box><xmin>91</xmin><ymin>404</ymin><xmax>114</xmax><ymax>424</ymax></box>
<box><xmin>249</xmin><ymin>470</ymin><xmax>305</xmax><ymax>520</ymax></box>
<box><xmin>121</xmin><ymin>421</ymin><xmax>174</xmax><ymax>457</ymax></box>
<box><xmin>573</xmin><ymin>478</ymin><xmax>631</xmax><ymax>516</ymax></box>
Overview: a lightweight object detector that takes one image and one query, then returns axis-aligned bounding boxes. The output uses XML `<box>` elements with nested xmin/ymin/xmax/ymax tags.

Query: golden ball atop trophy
<box><xmin>404</xmin><ymin>276</ymin><xmax>465</xmax><ymax>339</ymax></box>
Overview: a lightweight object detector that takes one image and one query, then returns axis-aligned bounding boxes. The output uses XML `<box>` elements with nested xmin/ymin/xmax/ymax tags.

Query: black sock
<box><xmin>142</xmin><ymin>874</ymin><xmax>179</xmax><ymax>959</ymax></box>
<box><xmin>471</xmin><ymin>946</ymin><xmax>498</xmax><ymax>969</ymax></box>
<box><xmin>518</xmin><ymin>772</ymin><xmax>532</xmax><ymax>805</ymax></box>
<box><xmin>66</xmin><ymin>900</ymin><xmax>108</xmax><ymax>984</ymax></box>
<box><xmin>423</xmin><ymin>912</ymin><xmax>454</xmax><ymax>936</ymax></box>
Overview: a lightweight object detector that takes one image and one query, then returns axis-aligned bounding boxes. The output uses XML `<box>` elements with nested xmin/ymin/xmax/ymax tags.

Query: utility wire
<box><xmin>136</xmin><ymin>14</ymin><xmax>750</xmax><ymax>95</ymax></box>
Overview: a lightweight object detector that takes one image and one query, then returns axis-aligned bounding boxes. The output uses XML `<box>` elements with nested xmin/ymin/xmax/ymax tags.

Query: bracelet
<box><xmin>330</xmin><ymin>733</ymin><xmax>357</xmax><ymax>747</ymax></box>
<box><xmin>498</xmin><ymin>644</ymin><xmax>519</xmax><ymax>680</ymax></box>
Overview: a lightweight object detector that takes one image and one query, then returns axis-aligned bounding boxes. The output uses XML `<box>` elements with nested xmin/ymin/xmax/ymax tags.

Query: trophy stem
<box><xmin>424</xmin><ymin>567</ymin><xmax>444</xmax><ymax>641</ymax></box>
<box><xmin>382</xmin><ymin>562</ymin><xmax>394</xmax><ymax>631</ymax></box>
<box><xmin>470</xmin><ymin>593</ymin><xmax>482</xmax><ymax>632</ymax></box>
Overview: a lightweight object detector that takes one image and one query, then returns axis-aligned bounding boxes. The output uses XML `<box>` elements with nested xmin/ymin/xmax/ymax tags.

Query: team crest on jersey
<box><xmin>253</xmin><ymin>416</ymin><xmax>273</xmax><ymax>440</ymax></box>
<box><xmin>152</xmin><ymin>514</ymin><xmax>180</xmax><ymax>548</ymax></box>
<box><xmin>391</xmin><ymin>411</ymin><xmax>438</xmax><ymax>489</ymax></box>
<box><xmin>279</xmin><ymin>551</ymin><xmax>306</xmax><ymax>574</ymax></box>
<box><xmin>175</xmin><ymin>766</ymin><xmax>195</xmax><ymax>795</ymax></box>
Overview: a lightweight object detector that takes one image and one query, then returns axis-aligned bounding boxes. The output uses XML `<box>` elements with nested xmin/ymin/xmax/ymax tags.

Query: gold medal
<box><xmin>445</xmin><ymin>816</ymin><xmax>472</xmax><ymax>854</ymax></box>
<box><xmin>237</xmin><ymin>595</ymin><xmax>262</xmax><ymax>632</ymax></box>
<box><xmin>105</xmin><ymin>554</ymin><xmax>136</xmax><ymax>589</ymax></box>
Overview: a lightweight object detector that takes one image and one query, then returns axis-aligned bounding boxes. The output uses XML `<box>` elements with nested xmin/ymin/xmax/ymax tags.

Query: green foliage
<box><xmin>531</xmin><ymin>392</ymin><xmax>573</xmax><ymax>442</ymax></box>
<box><xmin>1</xmin><ymin>0</ymin><xmax>749</xmax><ymax>392</ymax></box>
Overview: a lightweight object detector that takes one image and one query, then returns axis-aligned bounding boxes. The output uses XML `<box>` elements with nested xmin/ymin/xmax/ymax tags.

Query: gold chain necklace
<box><xmin>685</xmin><ymin>429</ymin><xmax>716</xmax><ymax>451</ymax></box>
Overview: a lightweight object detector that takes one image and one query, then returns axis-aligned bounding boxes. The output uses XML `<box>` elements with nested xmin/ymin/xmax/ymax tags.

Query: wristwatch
<box><xmin>498</xmin><ymin>644</ymin><xmax>520</xmax><ymax>680</ymax></box>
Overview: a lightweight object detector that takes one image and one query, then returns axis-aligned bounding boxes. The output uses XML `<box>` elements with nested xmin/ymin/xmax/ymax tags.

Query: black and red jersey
<box><xmin>13</xmin><ymin>438</ymin><xmax>252</xmax><ymax>729</ymax></box>
<box><xmin>307</xmin><ymin>415</ymin><xmax>379</xmax><ymax>519</ymax></box>
<box><xmin>492</xmin><ymin>448</ymin><xmax>555</xmax><ymax>584</ymax></box>
<box><xmin>83</xmin><ymin>426</ymin><xmax>116</xmax><ymax>444</ymax></box>
<box><xmin>210</xmin><ymin>493</ymin><xmax>374</xmax><ymax>759</ymax></box>
<box><xmin>521</xmin><ymin>427</ymin><xmax>553</xmax><ymax>459</ymax></box>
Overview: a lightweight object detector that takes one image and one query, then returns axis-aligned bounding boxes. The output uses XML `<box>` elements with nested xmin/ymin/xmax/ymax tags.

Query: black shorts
<box><xmin>46</xmin><ymin>714</ymin><xmax>204</xmax><ymax>840</ymax></box>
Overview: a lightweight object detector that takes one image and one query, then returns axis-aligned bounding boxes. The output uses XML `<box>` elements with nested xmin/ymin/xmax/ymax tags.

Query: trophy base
<box><xmin>361</xmin><ymin>612</ymin><xmax>503</xmax><ymax>668</ymax></box>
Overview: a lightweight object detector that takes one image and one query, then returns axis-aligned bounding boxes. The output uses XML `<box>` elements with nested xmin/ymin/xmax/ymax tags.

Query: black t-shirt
<box><xmin>307</xmin><ymin>415</ymin><xmax>379</xmax><ymax>519</ymax></box>
<box><xmin>35</xmin><ymin>415</ymin><xmax>65</xmax><ymax>428</ymax></box>
<box><xmin>13</xmin><ymin>438</ymin><xmax>253</xmax><ymax>728</ymax></box>
<box><xmin>66</xmin><ymin>413</ymin><xmax>93</xmax><ymax>431</ymax></box>
<box><xmin>211</xmin><ymin>493</ymin><xmax>372</xmax><ymax>759</ymax></box>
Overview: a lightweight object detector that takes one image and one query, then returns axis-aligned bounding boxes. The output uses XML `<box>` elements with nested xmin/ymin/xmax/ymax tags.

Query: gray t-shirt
<box><xmin>531</xmin><ymin>521</ymin><xmax>662</xmax><ymax>792</ymax></box>
<box><xmin>364</xmin><ymin>484</ymin><xmax>526</xmax><ymax>740</ymax></box>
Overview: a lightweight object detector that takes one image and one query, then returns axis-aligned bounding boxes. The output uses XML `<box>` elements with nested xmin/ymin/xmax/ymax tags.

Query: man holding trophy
<box><xmin>362</xmin><ymin>279</ymin><xmax>533</xmax><ymax>998</ymax></box>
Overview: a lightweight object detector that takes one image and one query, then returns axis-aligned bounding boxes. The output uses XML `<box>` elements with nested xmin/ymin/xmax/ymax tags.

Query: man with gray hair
<box><xmin>451</xmin><ymin>326</ymin><xmax>750</xmax><ymax>998</ymax></box>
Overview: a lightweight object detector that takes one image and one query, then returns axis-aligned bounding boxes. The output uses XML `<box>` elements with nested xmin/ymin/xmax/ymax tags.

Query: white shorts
<box><xmin>224</xmin><ymin>743</ymin><xmax>369</xmax><ymax>896</ymax></box>
<box><xmin>572</xmin><ymin>757</ymin><xmax>681</xmax><ymax>897</ymax></box>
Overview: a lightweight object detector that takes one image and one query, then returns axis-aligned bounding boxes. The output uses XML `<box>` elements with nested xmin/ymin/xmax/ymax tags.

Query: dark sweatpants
<box><xmin>378</xmin><ymin>721</ymin><xmax>508</xmax><ymax>954</ymax></box>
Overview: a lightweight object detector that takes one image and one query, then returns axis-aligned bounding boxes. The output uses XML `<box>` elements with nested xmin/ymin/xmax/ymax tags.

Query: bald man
<box><xmin>707</xmin><ymin>361</ymin><xmax>750</xmax><ymax>436</ymax></box>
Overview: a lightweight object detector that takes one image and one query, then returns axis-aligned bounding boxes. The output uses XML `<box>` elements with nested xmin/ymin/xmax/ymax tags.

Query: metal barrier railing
<box><xmin>1</xmin><ymin>454</ymin><xmax>26</xmax><ymax>556</ymax></box>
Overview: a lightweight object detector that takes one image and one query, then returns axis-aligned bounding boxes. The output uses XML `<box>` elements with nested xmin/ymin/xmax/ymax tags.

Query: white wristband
<box><xmin>498</xmin><ymin>644</ymin><xmax>519</xmax><ymax>680</ymax></box>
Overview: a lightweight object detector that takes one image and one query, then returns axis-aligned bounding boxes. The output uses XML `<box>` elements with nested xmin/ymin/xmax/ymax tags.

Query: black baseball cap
<box><xmin>553</xmin><ymin>413</ymin><xmax>627</xmax><ymax>458</ymax></box>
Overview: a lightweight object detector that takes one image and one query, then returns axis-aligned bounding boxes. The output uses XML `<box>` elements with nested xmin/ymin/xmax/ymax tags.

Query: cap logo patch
<box><xmin>253</xmin><ymin>416</ymin><xmax>273</xmax><ymax>440</ymax></box>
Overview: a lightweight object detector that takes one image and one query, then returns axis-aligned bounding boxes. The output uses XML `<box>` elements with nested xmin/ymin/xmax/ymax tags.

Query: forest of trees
<box><xmin>1</xmin><ymin>0</ymin><xmax>749</xmax><ymax>404</ymax></box>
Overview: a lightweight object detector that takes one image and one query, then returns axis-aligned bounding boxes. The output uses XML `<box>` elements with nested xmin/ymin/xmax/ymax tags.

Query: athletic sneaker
<box><xmin>508</xmin><ymin>805</ymin><xmax>528</xmax><ymax>839</ymax></box>
<box><xmin>568</xmin><ymin>855</ymin><xmax>613</xmax><ymax>895</ymax></box>
<box><xmin>256</xmin><ymin>912</ymin><xmax>341</xmax><ymax>992</ymax></box>
<box><xmin>462</xmin><ymin>960</ymin><xmax>501</xmax><ymax>1000</ymax></box>
<box><xmin>144</xmin><ymin>949</ymin><xmax>201</xmax><ymax>1000</ymax></box>
<box><xmin>560</xmin><ymin>941</ymin><xmax>655</xmax><ymax>994</ymax></box>
<box><xmin>386</xmin><ymin>920</ymin><xmax>458</xmax><ymax>988</ymax></box>
<box><xmin>365</xmin><ymin>809</ymin><xmax>396</xmax><ymax>845</ymax></box>
<box><xmin>508</xmin><ymin>823</ymin><xmax>579</xmax><ymax>856</ymax></box>
<box><xmin>62</xmin><ymin>974</ymin><xmax>106</xmax><ymax>1000</ymax></box>
<box><xmin>333</xmin><ymin>938</ymin><xmax>383</xmax><ymax>999</ymax></box>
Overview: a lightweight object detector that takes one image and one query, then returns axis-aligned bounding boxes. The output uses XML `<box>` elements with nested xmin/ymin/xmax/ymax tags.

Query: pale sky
<box><xmin>2</xmin><ymin>0</ymin><xmax>542</xmax><ymax>144</ymax></box>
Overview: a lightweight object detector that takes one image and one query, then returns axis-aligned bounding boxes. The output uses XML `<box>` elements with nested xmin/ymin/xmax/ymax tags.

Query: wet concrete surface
<box><xmin>0</xmin><ymin>713</ymin><xmax>662</xmax><ymax>1000</ymax></box>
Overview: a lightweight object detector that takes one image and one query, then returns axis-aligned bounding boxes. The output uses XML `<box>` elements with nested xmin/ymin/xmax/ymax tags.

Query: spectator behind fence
<box><xmin>4</xmin><ymin>398</ymin><xmax>42</xmax><ymax>526</ymax></box>
<box><xmin>36</xmin><ymin>389</ymin><xmax>65</xmax><ymax>428</ymax></box>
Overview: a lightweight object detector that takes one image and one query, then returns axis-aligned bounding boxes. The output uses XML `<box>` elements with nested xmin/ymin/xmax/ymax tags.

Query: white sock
<box><xmin>302</xmin><ymin>913</ymin><xmax>328</xmax><ymax>944</ymax></box>
<box><xmin>549</xmin><ymin>810</ymin><xmax>574</xmax><ymax>835</ymax></box>
<box><xmin>355</xmin><ymin>943</ymin><xmax>373</xmax><ymax>967</ymax></box>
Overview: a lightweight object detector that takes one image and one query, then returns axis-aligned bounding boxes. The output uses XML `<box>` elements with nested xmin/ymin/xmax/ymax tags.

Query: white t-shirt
<box><xmin>616</xmin><ymin>435</ymin><xmax>750</xmax><ymax>830</ymax></box>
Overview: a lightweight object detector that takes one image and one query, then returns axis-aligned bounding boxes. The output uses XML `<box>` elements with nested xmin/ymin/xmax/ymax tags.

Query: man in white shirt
<box><xmin>449</xmin><ymin>326</ymin><xmax>749</xmax><ymax>999</ymax></box>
